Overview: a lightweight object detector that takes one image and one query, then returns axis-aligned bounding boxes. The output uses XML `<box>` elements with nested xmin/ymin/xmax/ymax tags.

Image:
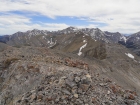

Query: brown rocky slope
<box><xmin>0</xmin><ymin>46</ymin><xmax>140</xmax><ymax>105</ymax></box>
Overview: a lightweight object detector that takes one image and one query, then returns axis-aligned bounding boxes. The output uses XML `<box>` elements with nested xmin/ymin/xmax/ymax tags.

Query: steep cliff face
<box><xmin>104</xmin><ymin>31</ymin><xmax>126</xmax><ymax>43</ymax></box>
<box><xmin>125</xmin><ymin>32</ymin><xmax>140</xmax><ymax>56</ymax></box>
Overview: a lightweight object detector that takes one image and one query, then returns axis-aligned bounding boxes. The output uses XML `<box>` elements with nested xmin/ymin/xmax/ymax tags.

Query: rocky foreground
<box><xmin>0</xmin><ymin>46</ymin><xmax>140</xmax><ymax>105</ymax></box>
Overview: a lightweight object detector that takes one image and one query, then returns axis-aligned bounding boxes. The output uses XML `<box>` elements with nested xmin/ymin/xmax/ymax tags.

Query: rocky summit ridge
<box><xmin>0</xmin><ymin>45</ymin><xmax>139</xmax><ymax>105</ymax></box>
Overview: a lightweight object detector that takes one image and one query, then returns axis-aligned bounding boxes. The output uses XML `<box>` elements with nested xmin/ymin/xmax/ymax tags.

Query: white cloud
<box><xmin>0</xmin><ymin>14</ymin><xmax>31</xmax><ymax>25</ymax></box>
<box><xmin>0</xmin><ymin>0</ymin><xmax>140</xmax><ymax>34</ymax></box>
<box><xmin>43</xmin><ymin>23</ymin><xmax>69</xmax><ymax>30</ymax></box>
<box><xmin>0</xmin><ymin>14</ymin><xmax>70</xmax><ymax>34</ymax></box>
<box><xmin>76</xmin><ymin>24</ymin><xmax>97</xmax><ymax>29</ymax></box>
<box><xmin>0</xmin><ymin>14</ymin><xmax>98</xmax><ymax>35</ymax></box>
<box><xmin>1</xmin><ymin>0</ymin><xmax>140</xmax><ymax>17</ymax></box>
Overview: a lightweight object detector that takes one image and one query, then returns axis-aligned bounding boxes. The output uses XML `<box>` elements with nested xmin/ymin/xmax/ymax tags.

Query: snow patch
<box><xmin>83</xmin><ymin>40</ymin><xmax>87</xmax><ymax>43</ymax></box>
<box><xmin>42</xmin><ymin>36</ymin><xmax>45</xmax><ymax>39</ymax></box>
<box><xmin>73</xmin><ymin>28</ymin><xmax>78</xmax><ymax>31</ymax></box>
<box><xmin>125</xmin><ymin>53</ymin><xmax>134</xmax><ymax>59</ymax></box>
<box><xmin>136</xmin><ymin>37</ymin><xmax>140</xmax><ymax>40</ymax></box>
<box><xmin>121</xmin><ymin>36</ymin><xmax>127</xmax><ymax>43</ymax></box>
<box><xmin>47</xmin><ymin>41</ymin><xmax>50</xmax><ymax>44</ymax></box>
<box><xmin>50</xmin><ymin>38</ymin><xmax>53</xmax><ymax>44</ymax></box>
<box><xmin>78</xmin><ymin>43</ymin><xmax>87</xmax><ymax>56</ymax></box>
<box><xmin>48</xmin><ymin>40</ymin><xmax>57</xmax><ymax>48</ymax></box>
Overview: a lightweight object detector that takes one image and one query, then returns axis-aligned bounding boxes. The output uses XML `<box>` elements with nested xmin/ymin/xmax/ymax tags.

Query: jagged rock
<box><xmin>79</xmin><ymin>84</ymin><xmax>90</xmax><ymax>92</ymax></box>
<box><xmin>62</xmin><ymin>89</ymin><xmax>71</xmax><ymax>95</ymax></box>
<box><xmin>30</xmin><ymin>93</ymin><xmax>36</xmax><ymax>102</ymax></box>
<box><xmin>81</xmin><ymin>76</ymin><xmax>91</xmax><ymax>85</ymax></box>
<box><xmin>37</xmin><ymin>94</ymin><xmax>43</xmax><ymax>101</ymax></box>
<box><xmin>74</xmin><ymin>76</ymin><xmax>80</xmax><ymax>83</ymax></box>
<box><xmin>65</xmin><ymin>79</ymin><xmax>76</xmax><ymax>88</ymax></box>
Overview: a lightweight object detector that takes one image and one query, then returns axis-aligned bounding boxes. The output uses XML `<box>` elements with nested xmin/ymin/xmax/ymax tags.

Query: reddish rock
<box><xmin>32</xmin><ymin>68</ymin><xmax>40</xmax><ymax>72</ymax></box>
<box><xmin>128</xmin><ymin>94</ymin><xmax>135</xmax><ymax>100</ymax></box>
<box><xmin>110</xmin><ymin>85</ymin><xmax>118</xmax><ymax>94</ymax></box>
<box><xmin>92</xmin><ymin>97</ymin><xmax>97</xmax><ymax>103</ymax></box>
<box><xmin>27</xmin><ymin>65</ymin><xmax>34</xmax><ymax>69</ymax></box>
<box><xmin>105</xmin><ymin>78</ymin><xmax>112</xmax><ymax>83</ymax></box>
<box><xmin>46</xmin><ymin>97</ymin><xmax>53</xmax><ymax>102</ymax></box>
<box><xmin>30</xmin><ymin>94</ymin><xmax>36</xmax><ymax>102</ymax></box>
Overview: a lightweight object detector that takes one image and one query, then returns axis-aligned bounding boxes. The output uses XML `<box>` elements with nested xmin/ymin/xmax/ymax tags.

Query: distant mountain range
<box><xmin>0</xmin><ymin>27</ymin><xmax>140</xmax><ymax>56</ymax></box>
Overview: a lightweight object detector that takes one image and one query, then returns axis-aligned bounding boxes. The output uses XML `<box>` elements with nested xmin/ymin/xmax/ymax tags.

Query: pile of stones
<box><xmin>15</xmin><ymin>68</ymin><xmax>140</xmax><ymax>105</ymax></box>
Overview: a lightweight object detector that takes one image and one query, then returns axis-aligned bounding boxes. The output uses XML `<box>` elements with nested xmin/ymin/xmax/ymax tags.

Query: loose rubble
<box><xmin>0</xmin><ymin>47</ymin><xmax>140</xmax><ymax>105</ymax></box>
<box><xmin>13</xmin><ymin>68</ymin><xmax>139</xmax><ymax>105</ymax></box>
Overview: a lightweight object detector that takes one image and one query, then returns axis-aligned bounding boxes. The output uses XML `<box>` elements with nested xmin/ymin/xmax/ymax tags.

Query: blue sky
<box><xmin>0</xmin><ymin>0</ymin><xmax>140</xmax><ymax>35</ymax></box>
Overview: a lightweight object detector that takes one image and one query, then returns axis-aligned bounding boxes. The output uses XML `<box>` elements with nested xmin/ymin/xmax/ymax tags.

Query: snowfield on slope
<box><xmin>83</xmin><ymin>40</ymin><xmax>87</xmax><ymax>43</ymax></box>
<box><xmin>125</xmin><ymin>53</ymin><xmax>135</xmax><ymax>59</ymax></box>
<box><xmin>78</xmin><ymin>43</ymin><xmax>87</xmax><ymax>56</ymax></box>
